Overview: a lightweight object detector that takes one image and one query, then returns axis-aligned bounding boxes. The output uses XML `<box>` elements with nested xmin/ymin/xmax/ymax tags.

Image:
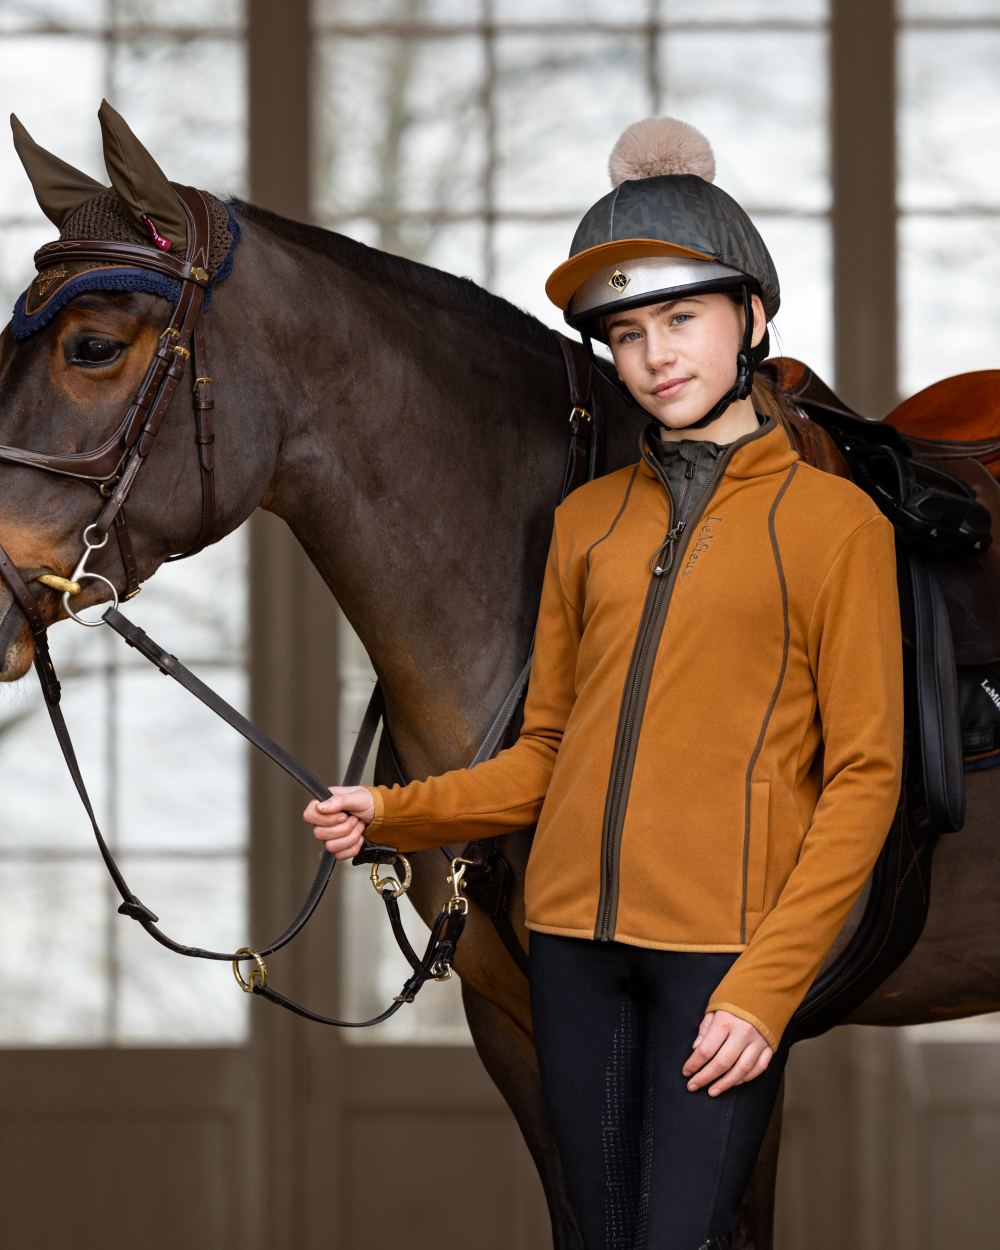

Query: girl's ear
<box><xmin>750</xmin><ymin>293</ymin><xmax>767</xmax><ymax>350</ymax></box>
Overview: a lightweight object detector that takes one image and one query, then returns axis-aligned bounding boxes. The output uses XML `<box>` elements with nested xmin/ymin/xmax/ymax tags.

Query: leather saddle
<box><xmin>761</xmin><ymin>357</ymin><xmax>1000</xmax><ymax>1043</ymax></box>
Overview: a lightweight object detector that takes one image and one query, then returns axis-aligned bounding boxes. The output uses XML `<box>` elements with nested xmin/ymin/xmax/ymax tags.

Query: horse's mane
<box><xmin>230</xmin><ymin>198</ymin><xmax>564</xmax><ymax>358</ymax></box>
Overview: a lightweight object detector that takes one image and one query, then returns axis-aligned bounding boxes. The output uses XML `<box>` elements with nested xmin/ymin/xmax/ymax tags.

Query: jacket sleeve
<box><xmin>704</xmin><ymin>513</ymin><xmax>905</xmax><ymax>1052</ymax></box>
<box><xmin>363</xmin><ymin>504</ymin><xmax>582</xmax><ymax>852</ymax></box>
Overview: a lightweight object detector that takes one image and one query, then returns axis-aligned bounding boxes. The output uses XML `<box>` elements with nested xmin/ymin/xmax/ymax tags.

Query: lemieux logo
<box><xmin>681</xmin><ymin>515</ymin><xmax>723</xmax><ymax>578</ymax></box>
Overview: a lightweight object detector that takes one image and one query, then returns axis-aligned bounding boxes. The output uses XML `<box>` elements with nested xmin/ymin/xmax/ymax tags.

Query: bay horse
<box><xmin>2</xmin><ymin>112</ymin><xmax>999</xmax><ymax>1250</ymax></box>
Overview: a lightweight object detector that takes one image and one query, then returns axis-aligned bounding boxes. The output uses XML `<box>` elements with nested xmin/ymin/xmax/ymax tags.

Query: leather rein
<box><xmin>0</xmin><ymin>192</ymin><xmax>599</xmax><ymax>1026</ymax></box>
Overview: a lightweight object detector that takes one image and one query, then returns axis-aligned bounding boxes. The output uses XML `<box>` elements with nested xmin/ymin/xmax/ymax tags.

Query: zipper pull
<box><xmin>648</xmin><ymin>520</ymin><xmax>686</xmax><ymax>577</ymax></box>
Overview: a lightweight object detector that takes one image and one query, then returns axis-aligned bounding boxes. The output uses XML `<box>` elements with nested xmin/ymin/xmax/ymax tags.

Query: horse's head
<box><xmin>0</xmin><ymin>100</ymin><xmax>244</xmax><ymax>680</ymax></box>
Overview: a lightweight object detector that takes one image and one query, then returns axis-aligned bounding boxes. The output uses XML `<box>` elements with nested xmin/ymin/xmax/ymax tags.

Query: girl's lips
<box><xmin>653</xmin><ymin>378</ymin><xmax>691</xmax><ymax>398</ymax></box>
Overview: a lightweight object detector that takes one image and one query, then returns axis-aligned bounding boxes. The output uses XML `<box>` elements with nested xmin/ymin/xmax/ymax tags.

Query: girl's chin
<box><xmin>652</xmin><ymin>405</ymin><xmax>701</xmax><ymax>428</ymax></box>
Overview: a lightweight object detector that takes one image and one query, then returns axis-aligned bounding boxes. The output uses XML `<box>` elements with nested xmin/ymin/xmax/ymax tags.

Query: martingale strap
<box><xmin>36</xmin><ymin>605</ymin><xmax>464</xmax><ymax>1026</ymax></box>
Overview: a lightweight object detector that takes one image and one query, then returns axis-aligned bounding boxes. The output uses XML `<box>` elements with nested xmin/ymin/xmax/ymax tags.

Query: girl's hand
<box><xmin>681</xmin><ymin>1010</ymin><xmax>774</xmax><ymax>1096</ymax></box>
<box><xmin>302</xmin><ymin>785</ymin><xmax>376</xmax><ymax>860</ymax></box>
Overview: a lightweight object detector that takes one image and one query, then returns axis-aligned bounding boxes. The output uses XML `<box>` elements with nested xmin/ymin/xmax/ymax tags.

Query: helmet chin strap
<box><xmin>584</xmin><ymin>282</ymin><xmax>765</xmax><ymax>433</ymax></box>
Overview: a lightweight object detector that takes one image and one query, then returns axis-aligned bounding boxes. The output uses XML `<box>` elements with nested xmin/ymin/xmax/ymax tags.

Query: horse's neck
<box><xmin>236</xmin><ymin>216</ymin><xmax>583</xmax><ymax>772</ymax></box>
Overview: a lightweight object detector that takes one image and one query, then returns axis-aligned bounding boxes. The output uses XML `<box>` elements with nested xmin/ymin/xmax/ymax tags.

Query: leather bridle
<box><xmin>0</xmin><ymin>193</ymin><xmax>600</xmax><ymax>1026</ymax></box>
<box><xmin>0</xmin><ymin>185</ymin><xmax>219</xmax><ymax>617</ymax></box>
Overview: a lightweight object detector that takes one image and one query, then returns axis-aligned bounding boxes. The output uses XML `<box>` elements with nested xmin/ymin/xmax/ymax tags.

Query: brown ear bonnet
<box><xmin>10</xmin><ymin>99</ymin><xmax>239</xmax><ymax>339</ymax></box>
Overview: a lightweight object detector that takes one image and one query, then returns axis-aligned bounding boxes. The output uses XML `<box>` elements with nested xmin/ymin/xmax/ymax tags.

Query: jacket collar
<box><xmin>637</xmin><ymin>411</ymin><xmax>799</xmax><ymax>482</ymax></box>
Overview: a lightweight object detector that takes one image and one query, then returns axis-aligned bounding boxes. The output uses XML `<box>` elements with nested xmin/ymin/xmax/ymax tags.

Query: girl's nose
<box><xmin>644</xmin><ymin>329</ymin><xmax>676</xmax><ymax>370</ymax></box>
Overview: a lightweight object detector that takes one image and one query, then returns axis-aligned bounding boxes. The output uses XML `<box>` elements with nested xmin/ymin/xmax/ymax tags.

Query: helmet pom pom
<box><xmin>608</xmin><ymin>117</ymin><xmax>716</xmax><ymax>187</ymax></box>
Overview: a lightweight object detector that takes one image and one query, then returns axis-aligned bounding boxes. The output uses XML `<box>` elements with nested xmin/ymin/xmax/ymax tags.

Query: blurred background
<box><xmin>0</xmin><ymin>1</ymin><xmax>997</xmax><ymax>1247</ymax></box>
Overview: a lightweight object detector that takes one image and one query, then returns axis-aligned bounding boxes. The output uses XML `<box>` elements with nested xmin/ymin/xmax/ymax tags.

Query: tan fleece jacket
<box><xmin>364</xmin><ymin>412</ymin><xmax>905</xmax><ymax>1051</ymax></box>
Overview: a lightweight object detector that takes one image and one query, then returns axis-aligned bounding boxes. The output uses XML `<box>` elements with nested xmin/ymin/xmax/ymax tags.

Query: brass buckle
<box><xmin>569</xmin><ymin>405</ymin><xmax>592</xmax><ymax>425</ymax></box>
<box><xmin>232</xmin><ymin>947</ymin><xmax>268</xmax><ymax>993</ymax></box>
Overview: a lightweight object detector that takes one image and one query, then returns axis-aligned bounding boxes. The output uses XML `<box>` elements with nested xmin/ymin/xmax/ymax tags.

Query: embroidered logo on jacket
<box><xmin>681</xmin><ymin>514</ymin><xmax>723</xmax><ymax>578</ymax></box>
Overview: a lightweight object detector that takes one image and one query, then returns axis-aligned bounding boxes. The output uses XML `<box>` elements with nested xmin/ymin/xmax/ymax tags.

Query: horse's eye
<box><xmin>70</xmin><ymin>337</ymin><xmax>122</xmax><ymax>366</ymax></box>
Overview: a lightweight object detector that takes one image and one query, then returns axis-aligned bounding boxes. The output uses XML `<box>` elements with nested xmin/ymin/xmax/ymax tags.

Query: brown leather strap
<box><xmin>34</xmin><ymin>238</ymin><xmax>209</xmax><ymax>285</ymax></box>
<box><xmin>555</xmin><ymin>331</ymin><xmax>593</xmax><ymax>410</ymax></box>
<box><xmin>112</xmin><ymin>507</ymin><xmax>141</xmax><ymax>599</ymax></box>
<box><xmin>0</xmin><ymin>544</ymin><xmax>46</xmax><ymax>637</ymax></box>
<box><xmin>190</xmin><ymin>323</ymin><xmax>217</xmax><ymax>551</ymax></box>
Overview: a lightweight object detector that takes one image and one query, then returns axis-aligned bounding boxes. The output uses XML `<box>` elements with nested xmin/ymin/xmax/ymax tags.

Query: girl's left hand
<box><xmin>681</xmin><ymin>1010</ymin><xmax>774</xmax><ymax>1096</ymax></box>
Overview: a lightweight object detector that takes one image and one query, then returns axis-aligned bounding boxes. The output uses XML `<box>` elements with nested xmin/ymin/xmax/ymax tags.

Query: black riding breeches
<box><xmin>528</xmin><ymin>931</ymin><xmax>793</xmax><ymax>1250</ymax></box>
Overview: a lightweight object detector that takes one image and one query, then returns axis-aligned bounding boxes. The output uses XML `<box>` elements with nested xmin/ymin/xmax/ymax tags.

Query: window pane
<box><xmin>899</xmin><ymin>215</ymin><xmax>1000</xmax><ymax>397</ymax></box>
<box><xmin>494</xmin><ymin>33</ymin><xmax>651</xmax><ymax>213</ymax></box>
<box><xmin>0</xmin><ymin>1</ymin><xmax>107</xmax><ymax>30</ymax></box>
<box><xmin>0</xmin><ymin>651</ymin><xmax>112</xmax><ymax>853</ymax></box>
<box><xmin>111</xmin><ymin>37</ymin><xmax>247</xmax><ymax>196</ymax></box>
<box><xmin>0</xmin><ymin>36</ymin><xmax>106</xmax><ymax>220</ymax></box>
<box><xmin>491</xmin><ymin>218</ymin><xmax>578</xmax><ymax>332</ymax></box>
<box><xmin>900</xmin><ymin>0</ymin><xmax>1000</xmax><ymax>16</ymax></box>
<box><xmin>117</xmin><ymin>669</ymin><xmax>248</xmax><ymax>854</ymax></box>
<box><xmin>757</xmin><ymin>215</ymin><xmax>833</xmax><ymax>388</ymax></box>
<box><xmin>113</xmin><ymin>0</ymin><xmax>245</xmax><ymax>28</ymax></box>
<box><xmin>314</xmin><ymin>0</ymin><xmax>483</xmax><ymax>23</ymax></box>
<box><xmin>662</xmin><ymin>0</ymin><xmax>828</xmax><ymax>18</ymax></box>
<box><xmin>658</xmin><ymin>31</ymin><xmax>829</xmax><ymax>212</ymax></box>
<box><xmin>898</xmin><ymin>29</ymin><xmax>1000</xmax><ymax>211</ymax></box>
<box><xmin>495</xmin><ymin>0</ymin><xmax>653</xmax><ymax>20</ymax></box>
<box><xmin>314</xmin><ymin>34</ymin><xmax>487</xmax><ymax>217</ymax></box>
<box><xmin>115</xmin><ymin>859</ymin><xmax>248</xmax><ymax>1044</ymax></box>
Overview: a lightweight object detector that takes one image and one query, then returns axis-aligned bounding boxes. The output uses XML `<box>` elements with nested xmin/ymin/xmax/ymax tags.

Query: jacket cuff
<box><xmin>364</xmin><ymin>784</ymin><xmax>385</xmax><ymax>833</ymax></box>
<box><xmin>703</xmin><ymin>1000</ymin><xmax>780</xmax><ymax>1053</ymax></box>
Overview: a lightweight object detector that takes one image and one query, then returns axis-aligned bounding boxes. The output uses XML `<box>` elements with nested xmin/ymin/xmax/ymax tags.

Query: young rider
<box><xmin>303</xmin><ymin>118</ymin><xmax>905</xmax><ymax>1249</ymax></box>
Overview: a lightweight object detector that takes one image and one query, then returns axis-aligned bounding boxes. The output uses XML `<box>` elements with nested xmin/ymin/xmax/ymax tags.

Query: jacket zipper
<box><xmin>593</xmin><ymin>422</ymin><xmax>770</xmax><ymax>942</ymax></box>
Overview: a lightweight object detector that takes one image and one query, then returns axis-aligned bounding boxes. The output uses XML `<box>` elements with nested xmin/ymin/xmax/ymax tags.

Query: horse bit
<box><xmin>0</xmin><ymin>185</ymin><xmax>598</xmax><ymax>1026</ymax></box>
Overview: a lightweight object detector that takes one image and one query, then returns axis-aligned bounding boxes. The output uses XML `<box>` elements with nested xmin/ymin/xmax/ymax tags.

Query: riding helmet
<box><xmin>545</xmin><ymin>117</ymin><xmax>780</xmax><ymax>429</ymax></box>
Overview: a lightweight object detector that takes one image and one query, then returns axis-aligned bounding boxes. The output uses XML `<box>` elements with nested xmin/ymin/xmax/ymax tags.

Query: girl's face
<box><xmin>604</xmin><ymin>291</ymin><xmax>766</xmax><ymax>429</ymax></box>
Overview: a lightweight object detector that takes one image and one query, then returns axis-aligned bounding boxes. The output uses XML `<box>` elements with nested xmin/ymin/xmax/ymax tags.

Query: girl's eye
<box><xmin>671</xmin><ymin>313</ymin><xmax>693</xmax><ymax>325</ymax></box>
<box><xmin>68</xmin><ymin>337</ymin><xmax>123</xmax><ymax>367</ymax></box>
<box><xmin>617</xmin><ymin>330</ymin><xmax>641</xmax><ymax>345</ymax></box>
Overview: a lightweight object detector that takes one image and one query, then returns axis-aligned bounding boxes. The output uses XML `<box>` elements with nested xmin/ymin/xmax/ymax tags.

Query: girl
<box><xmin>303</xmin><ymin>118</ymin><xmax>905</xmax><ymax>1250</ymax></box>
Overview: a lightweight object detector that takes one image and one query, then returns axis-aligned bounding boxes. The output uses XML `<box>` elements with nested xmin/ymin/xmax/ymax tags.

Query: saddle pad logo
<box><xmin>609</xmin><ymin>269</ymin><xmax>630</xmax><ymax>293</ymax></box>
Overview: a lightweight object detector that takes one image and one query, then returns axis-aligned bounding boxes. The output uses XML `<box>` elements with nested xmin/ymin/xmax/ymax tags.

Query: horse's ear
<box><xmin>10</xmin><ymin>114</ymin><xmax>105</xmax><ymax>227</ymax></box>
<box><xmin>98</xmin><ymin>98</ymin><xmax>187</xmax><ymax>254</ymax></box>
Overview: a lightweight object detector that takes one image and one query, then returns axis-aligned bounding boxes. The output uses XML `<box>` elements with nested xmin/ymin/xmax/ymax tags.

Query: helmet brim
<box><xmin>545</xmin><ymin>238</ymin><xmax>715</xmax><ymax>311</ymax></box>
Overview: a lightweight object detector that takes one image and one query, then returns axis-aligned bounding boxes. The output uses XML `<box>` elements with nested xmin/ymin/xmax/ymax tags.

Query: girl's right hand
<box><xmin>302</xmin><ymin>785</ymin><xmax>376</xmax><ymax>860</ymax></box>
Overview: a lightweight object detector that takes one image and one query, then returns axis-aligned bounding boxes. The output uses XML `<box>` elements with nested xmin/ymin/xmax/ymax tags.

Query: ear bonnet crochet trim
<box><xmin>10</xmin><ymin>187</ymin><xmax>240</xmax><ymax>340</ymax></box>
